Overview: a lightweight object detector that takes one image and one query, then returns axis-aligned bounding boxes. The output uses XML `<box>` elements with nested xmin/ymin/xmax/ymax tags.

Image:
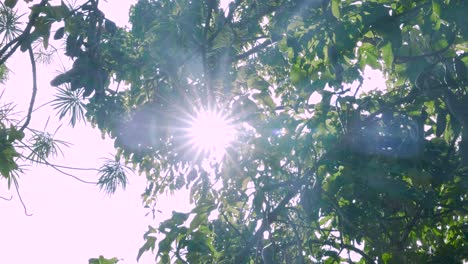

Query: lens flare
<box><xmin>188</xmin><ymin>110</ymin><xmax>234</xmax><ymax>161</ymax></box>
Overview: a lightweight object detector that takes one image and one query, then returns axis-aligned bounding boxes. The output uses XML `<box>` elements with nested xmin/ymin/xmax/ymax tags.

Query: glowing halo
<box><xmin>187</xmin><ymin>109</ymin><xmax>235</xmax><ymax>161</ymax></box>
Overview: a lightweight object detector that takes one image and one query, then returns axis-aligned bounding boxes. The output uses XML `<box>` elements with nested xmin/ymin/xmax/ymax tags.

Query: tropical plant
<box><xmin>50</xmin><ymin>0</ymin><xmax>466</xmax><ymax>262</ymax></box>
<box><xmin>2</xmin><ymin>0</ymin><xmax>468</xmax><ymax>263</ymax></box>
<box><xmin>0</xmin><ymin>0</ymin><xmax>131</xmax><ymax>216</ymax></box>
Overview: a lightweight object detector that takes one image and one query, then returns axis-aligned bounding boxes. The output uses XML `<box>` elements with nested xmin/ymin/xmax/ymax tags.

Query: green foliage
<box><xmin>0</xmin><ymin>2</ymin><xmax>23</xmax><ymax>44</ymax></box>
<box><xmin>0</xmin><ymin>64</ymin><xmax>8</xmax><ymax>82</ymax></box>
<box><xmin>97</xmin><ymin>157</ymin><xmax>131</xmax><ymax>195</ymax></box>
<box><xmin>1</xmin><ymin>0</ymin><xmax>467</xmax><ymax>262</ymax></box>
<box><xmin>0</xmin><ymin>0</ymin><xmax>133</xmax><ymax>200</ymax></box>
<box><xmin>88</xmin><ymin>256</ymin><xmax>119</xmax><ymax>264</ymax></box>
<box><xmin>66</xmin><ymin>0</ymin><xmax>467</xmax><ymax>262</ymax></box>
<box><xmin>0</xmin><ymin>125</ymin><xmax>23</xmax><ymax>181</ymax></box>
<box><xmin>51</xmin><ymin>86</ymin><xmax>86</xmax><ymax>127</ymax></box>
<box><xmin>27</xmin><ymin>127</ymin><xmax>70</xmax><ymax>163</ymax></box>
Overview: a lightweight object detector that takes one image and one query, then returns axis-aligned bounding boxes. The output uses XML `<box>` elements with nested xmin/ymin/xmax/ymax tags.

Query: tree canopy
<box><xmin>1</xmin><ymin>0</ymin><xmax>468</xmax><ymax>263</ymax></box>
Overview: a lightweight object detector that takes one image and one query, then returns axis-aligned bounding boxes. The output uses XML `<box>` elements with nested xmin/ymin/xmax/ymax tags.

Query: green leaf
<box><xmin>436</xmin><ymin>111</ymin><xmax>447</xmax><ymax>137</ymax></box>
<box><xmin>48</xmin><ymin>5</ymin><xmax>70</xmax><ymax>21</ymax></box>
<box><xmin>455</xmin><ymin>57</ymin><xmax>467</xmax><ymax>80</ymax></box>
<box><xmin>331</xmin><ymin>0</ymin><xmax>341</xmax><ymax>19</ymax></box>
<box><xmin>4</xmin><ymin>0</ymin><xmax>18</xmax><ymax>8</ymax></box>
<box><xmin>97</xmin><ymin>158</ymin><xmax>131</xmax><ymax>195</ymax></box>
<box><xmin>137</xmin><ymin>236</ymin><xmax>156</xmax><ymax>261</ymax></box>
<box><xmin>382</xmin><ymin>252</ymin><xmax>392</xmax><ymax>264</ymax></box>
<box><xmin>359</xmin><ymin>43</ymin><xmax>381</xmax><ymax>70</ymax></box>
<box><xmin>432</xmin><ymin>0</ymin><xmax>441</xmax><ymax>17</ymax></box>
<box><xmin>172</xmin><ymin>211</ymin><xmax>189</xmax><ymax>225</ymax></box>
<box><xmin>381</xmin><ymin>42</ymin><xmax>394</xmax><ymax>68</ymax></box>
<box><xmin>105</xmin><ymin>19</ymin><xmax>117</xmax><ymax>34</ymax></box>
<box><xmin>88</xmin><ymin>256</ymin><xmax>119</xmax><ymax>264</ymax></box>
<box><xmin>54</xmin><ymin>27</ymin><xmax>65</xmax><ymax>40</ymax></box>
<box><xmin>324</xmin><ymin>250</ymin><xmax>339</xmax><ymax>258</ymax></box>
<box><xmin>290</xmin><ymin>64</ymin><xmax>308</xmax><ymax>87</ymax></box>
<box><xmin>253</xmin><ymin>91</ymin><xmax>276</xmax><ymax>110</ymax></box>
<box><xmin>189</xmin><ymin>212</ymin><xmax>208</xmax><ymax>232</ymax></box>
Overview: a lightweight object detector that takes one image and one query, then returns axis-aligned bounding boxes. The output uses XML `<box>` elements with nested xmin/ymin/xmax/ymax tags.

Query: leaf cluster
<box><xmin>69</xmin><ymin>0</ymin><xmax>468</xmax><ymax>262</ymax></box>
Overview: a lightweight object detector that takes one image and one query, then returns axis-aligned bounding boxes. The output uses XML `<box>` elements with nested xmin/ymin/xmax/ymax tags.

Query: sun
<box><xmin>188</xmin><ymin>109</ymin><xmax>235</xmax><ymax>160</ymax></box>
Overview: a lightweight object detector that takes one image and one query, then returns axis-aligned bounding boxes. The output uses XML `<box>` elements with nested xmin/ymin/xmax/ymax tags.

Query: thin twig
<box><xmin>20</xmin><ymin>46</ymin><xmax>38</xmax><ymax>132</ymax></box>
<box><xmin>0</xmin><ymin>195</ymin><xmax>13</xmax><ymax>201</ymax></box>
<box><xmin>21</xmin><ymin>154</ymin><xmax>98</xmax><ymax>171</ymax></box>
<box><xmin>235</xmin><ymin>39</ymin><xmax>274</xmax><ymax>60</ymax></box>
<box><xmin>16</xmin><ymin>99</ymin><xmax>54</xmax><ymax>125</ymax></box>
<box><xmin>18</xmin><ymin>141</ymin><xmax>98</xmax><ymax>184</ymax></box>
<box><xmin>0</xmin><ymin>40</ymin><xmax>22</xmax><ymax>66</ymax></box>
<box><xmin>42</xmin><ymin>161</ymin><xmax>98</xmax><ymax>185</ymax></box>
<box><xmin>0</xmin><ymin>35</ymin><xmax>22</xmax><ymax>62</ymax></box>
<box><xmin>0</xmin><ymin>0</ymin><xmax>48</xmax><ymax>66</ymax></box>
<box><xmin>221</xmin><ymin>210</ymin><xmax>248</xmax><ymax>243</ymax></box>
<box><xmin>13</xmin><ymin>178</ymin><xmax>33</xmax><ymax>216</ymax></box>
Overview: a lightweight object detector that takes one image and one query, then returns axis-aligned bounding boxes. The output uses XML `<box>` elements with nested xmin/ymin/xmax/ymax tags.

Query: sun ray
<box><xmin>187</xmin><ymin>109</ymin><xmax>235</xmax><ymax>162</ymax></box>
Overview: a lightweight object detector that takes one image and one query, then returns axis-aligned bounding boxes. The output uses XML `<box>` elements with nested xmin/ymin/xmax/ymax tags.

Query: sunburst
<box><xmin>187</xmin><ymin>109</ymin><xmax>235</xmax><ymax>162</ymax></box>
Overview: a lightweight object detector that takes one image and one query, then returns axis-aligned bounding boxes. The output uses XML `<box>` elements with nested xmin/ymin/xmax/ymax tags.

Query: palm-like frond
<box><xmin>6</xmin><ymin>162</ymin><xmax>24</xmax><ymax>189</ymax></box>
<box><xmin>33</xmin><ymin>42</ymin><xmax>57</xmax><ymax>64</ymax></box>
<box><xmin>26</xmin><ymin>128</ymin><xmax>71</xmax><ymax>163</ymax></box>
<box><xmin>51</xmin><ymin>86</ymin><xmax>86</xmax><ymax>127</ymax></box>
<box><xmin>0</xmin><ymin>90</ymin><xmax>19</xmax><ymax>125</ymax></box>
<box><xmin>0</xmin><ymin>2</ymin><xmax>23</xmax><ymax>45</ymax></box>
<box><xmin>0</xmin><ymin>64</ymin><xmax>8</xmax><ymax>83</ymax></box>
<box><xmin>97</xmin><ymin>158</ymin><xmax>131</xmax><ymax>195</ymax></box>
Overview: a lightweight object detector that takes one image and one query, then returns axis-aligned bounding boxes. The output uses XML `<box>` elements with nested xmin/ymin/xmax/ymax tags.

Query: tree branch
<box><xmin>18</xmin><ymin>142</ymin><xmax>98</xmax><ymax>185</ymax></box>
<box><xmin>221</xmin><ymin>210</ymin><xmax>248</xmax><ymax>244</ymax></box>
<box><xmin>0</xmin><ymin>195</ymin><xmax>13</xmax><ymax>201</ymax></box>
<box><xmin>398</xmin><ymin>207</ymin><xmax>423</xmax><ymax>250</ymax></box>
<box><xmin>22</xmin><ymin>156</ymin><xmax>99</xmax><ymax>171</ymax></box>
<box><xmin>309</xmin><ymin>239</ymin><xmax>375</xmax><ymax>263</ymax></box>
<box><xmin>13</xmin><ymin>177</ymin><xmax>33</xmax><ymax>216</ymax></box>
<box><xmin>235</xmin><ymin>39</ymin><xmax>275</xmax><ymax>60</ymax></box>
<box><xmin>20</xmin><ymin>46</ymin><xmax>38</xmax><ymax>132</ymax></box>
<box><xmin>43</xmin><ymin>160</ymin><xmax>98</xmax><ymax>184</ymax></box>
<box><xmin>339</xmin><ymin>243</ymin><xmax>375</xmax><ymax>263</ymax></box>
<box><xmin>0</xmin><ymin>0</ymin><xmax>48</xmax><ymax>66</ymax></box>
<box><xmin>0</xmin><ymin>39</ymin><xmax>23</xmax><ymax>66</ymax></box>
<box><xmin>394</xmin><ymin>33</ymin><xmax>455</xmax><ymax>64</ymax></box>
<box><xmin>234</xmin><ymin>188</ymin><xmax>297</xmax><ymax>262</ymax></box>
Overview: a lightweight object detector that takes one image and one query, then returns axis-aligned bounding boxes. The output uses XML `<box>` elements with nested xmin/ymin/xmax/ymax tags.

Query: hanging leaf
<box><xmin>4</xmin><ymin>0</ymin><xmax>18</xmax><ymax>8</ymax></box>
<box><xmin>432</xmin><ymin>0</ymin><xmax>441</xmax><ymax>17</ymax></box>
<box><xmin>105</xmin><ymin>19</ymin><xmax>117</xmax><ymax>35</ymax></box>
<box><xmin>454</xmin><ymin>57</ymin><xmax>467</xmax><ymax>80</ymax></box>
<box><xmin>331</xmin><ymin>0</ymin><xmax>341</xmax><ymax>19</ymax></box>
<box><xmin>54</xmin><ymin>27</ymin><xmax>65</xmax><ymax>40</ymax></box>
<box><xmin>436</xmin><ymin>111</ymin><xmax>447</xmax><ymax>137</ymax></box>
<box><xmin>381</xmin><ymin>42</ymin><xmax>394</xmax><ymax>68</ymax></box>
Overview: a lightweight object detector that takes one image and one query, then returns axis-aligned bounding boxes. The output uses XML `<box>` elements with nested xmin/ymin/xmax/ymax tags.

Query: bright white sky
<box><xmin>0</xmin><ymin>1</ymin><xmax>383</xmax><ymax>263</ymax></box>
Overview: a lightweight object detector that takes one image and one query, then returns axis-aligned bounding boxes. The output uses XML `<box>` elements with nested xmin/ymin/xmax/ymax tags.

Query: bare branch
<box><xmin>0</xmin><ymin>195</ymin><xmax>13</xmax><ymax>201</ymax></box>
<box><xmin>22</xmin><ymin>155</ymin><xmax>99</xmax><ymax>171</ymax></box>
<box><xmin>19</xmin><ymin>45</ymin><xmax>37</xmax><ymax>132</ymax></box>
<box><xmin>13</xmin><ymin>177</ymin><xmax>33</xmax><ymax>216</ymax></box>
<box><xmin>18</xmin><ymin>142</ymin><xmax>98</xmax><ymax>185</ymax></box>
<box><xmin>235</xmin><ymin>39</ymin><xmax>274</xmax><ymax>61</ymax></box>
<box><xmin>43</xmin><ymin>160</ymin><xmax>98</xmax><ymax>185</ymax></box>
